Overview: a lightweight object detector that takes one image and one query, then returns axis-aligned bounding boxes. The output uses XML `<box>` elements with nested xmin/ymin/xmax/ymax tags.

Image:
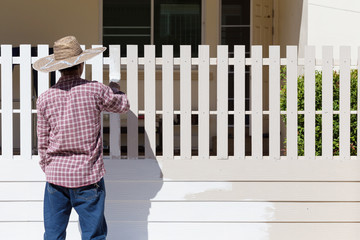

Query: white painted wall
<box><xmin>308</xmin><ymin>0</ymin><xmax>360</xmax><ymax>59</ymax></box>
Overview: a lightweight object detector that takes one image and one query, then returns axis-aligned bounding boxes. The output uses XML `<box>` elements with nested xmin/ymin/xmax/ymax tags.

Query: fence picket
<box><xmin>234</xmin><ymin>46</ymin><xmax>246</xmax><ymax>159</ymax></box>
<box><xmin>286</xmin><ymin>46</ymin><xmax>298</xmax><ymax>160</ymax></box>
<box><xmin>251</xmin><ymin>46</ymin><xmax>263</xmax><ymax>159</ymax></box>
<box><xmin>304</xmin><ymin>46</ymin><xmax>315</xmax><ymax>159</ymax></box>
<box><xmin>322</xmin><ymin>46</ymin><xmax>333</xmax><ymax>160</ymax></box>
<box><xmin>127</xmin><ymin>45</ymin><xmax>139</xmax><ymax>159</ymax></box>
<box><xmin>269</xmin><ymin>46</ymin><xmax>280</xmax><ymax>160</ymax></box>
<box><xmin>180</xmin><ymin>46</ymin><xmax>192</xmax><ymax>160</ymax></box>
<box><xmin>20</xmin><ymin>45</ymin><xmax>32</xmax><ymax>159</ymax></box>
<box><xmin>339</xmin><ymin>46</ymin><xmax>351</xmax><ymax>159</ymax></box>
<box><xmin>144</xmin><ymin>45</ymin><xmax>156</xmax><ymax>159</ymax></box>
<box><xmin>1</xmin><ymin>45</ymin><xmax>13</xmax><ymax>159</ymax></box>
<box><xmin>37</xmin><ymin>45</ymin><xmax>49</xmax><ymax>97</ymax></box>
<box><xmin>217</xmin><ymin>46</ymin><xmax>229</xmax><ymax>159</ymax></box>
<box><xmin>162</xmin><ymin>46</ymin><xmax>174</xmax><ymax>160</ymax></box>
<box><xmin>109</xmin><ymin>45</ymin><xmax>121</xmax><ymax>159</ymax></box>
<box><xmin>198</xmin><ymin>45</ymin><xmax>210</xmax><ymax>160</ymax></box>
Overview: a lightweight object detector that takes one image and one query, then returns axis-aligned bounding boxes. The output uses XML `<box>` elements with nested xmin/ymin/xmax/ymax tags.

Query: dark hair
<box><xmin>59</xmin><ymin>64</ymin><xmax>81</xmax><ymax>74</ymax></box>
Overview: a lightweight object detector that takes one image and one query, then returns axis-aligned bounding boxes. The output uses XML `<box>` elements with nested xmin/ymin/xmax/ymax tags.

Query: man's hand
<box><xmin>109</xmin><ymin>81</ymin><xmax>120</xmax><ymax>91</ymax></box>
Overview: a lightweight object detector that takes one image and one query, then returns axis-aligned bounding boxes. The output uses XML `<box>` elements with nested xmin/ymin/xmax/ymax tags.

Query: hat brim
<box><xmin>33</xmin><ymin>47</ymin><xmax>106</xmax><ymax>73</ymax></box>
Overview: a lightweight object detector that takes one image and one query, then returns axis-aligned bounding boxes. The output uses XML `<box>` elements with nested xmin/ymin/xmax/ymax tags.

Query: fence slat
<box><xmin>1</xmin><ymin>45</ymin><xmax>13</xmax><ymax>159</ymax></box>
<box><xmin>251</xmin><ymin>46</ymin><xmax>263</xmax><ymax>159</ymax></box>
<box><xmin>339</xmin><ymin>46</ymin><xmax>351</xmax><ymax>159</ymax></box>
<box><xmin>127</xmin><ymin>45</ymin><xmax>139</xmax><ymax>159</ymax></box>
<box><xmin>162</xmin><ymin>46</ymin><xmax>174</xmax><ymax>159</ymax></box>
<box><xmin>217</xmin><ymin>46</ymin><xmax>228</xmax><ymax>159</ymax></box>
<box><xmin>37</xmin><ymin>45</ymin><xmax>49</xmax><ymax>97</ymax></box>
<box><xmin>109</xmin><ymin>45</ymin><xmax>121</xmax><ymax>159</ymax></box>
<box><xmin>286</xmin><ymin>46</ymin><xmax>298</xmax><ymax>160</ymax></box>
<box><xmin>322</xmin><ymin>46</ymin><xmax>333</xmax><ymax>160</ymax></box>
<box><xmin>269</xmin><ymin>46</ymin><xmax>280</xmax><ymax>160</ymax></box>
<box><xmin>91</xmin><ymin>45</ymin><xmax>104</xmax><ymax>82</ymax></box>
<box><xmin>304</xmin><ymin>46</ymin><xmax>316</xmax><ymax>159</ymax></box>
<box><xmin>144</xmin><ymin>45</ymin><xmax>156</xmax><ymax>159</ymax></box>
<box><xmin>20</xmin><ymin>45</ymin><xmax>32</xmax><ymax>159</ymax></box>
<box><xmin>198</xmin><ymin>45</ymin><xmax>210</xmax><ymax>160</ymax></box>
<box><xmin>180</xmin><ymin>46</ymin><xmax>192</xmax><ymax>160</ymax></box>
<box><xmin>234</xmin><ymin>46</ymin><xmax>246</xmax><ymax>159</ymax></box>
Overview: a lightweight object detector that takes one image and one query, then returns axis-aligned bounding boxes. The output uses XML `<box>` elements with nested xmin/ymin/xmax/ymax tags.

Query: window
<box><xmin>103</xmin><ymin>0</ymin><xmax>202</xmax><ymax>57</ymax></box>
<box><xmin>221</xmin><ymin>0</ymin><xmax>251</xmax><ymax>127</ymax></box>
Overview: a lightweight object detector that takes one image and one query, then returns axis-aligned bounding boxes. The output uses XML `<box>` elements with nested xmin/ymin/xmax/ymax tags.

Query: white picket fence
<box><xmin>0</xmin><ymin>44</ymin><xmax>358</xmax><ymax>160</ymax></box>
<box><xmin>2</xmin><ymin>44</ymin><xmax>360</xmax><ymax>240</ymax></box>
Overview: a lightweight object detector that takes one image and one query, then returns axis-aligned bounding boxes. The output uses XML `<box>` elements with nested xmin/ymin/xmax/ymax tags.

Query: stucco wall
<box><xmin>0</xmin><ymin>0</ymin><xmax>100</xmax><ymax>46</ymax></box>
<box><xmin>308</xmin><ymin>0</ymin><xmax>360</xmax><ymax>59</ymax></box>
<box><xmin>276</xmin><ymin>0</ymin><xmax>307</xmax><ymax>57</ymax></box>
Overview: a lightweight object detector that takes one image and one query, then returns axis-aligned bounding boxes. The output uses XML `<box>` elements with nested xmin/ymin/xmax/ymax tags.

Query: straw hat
<box><xmin>33</xmin><ymin>36</ymin><xmax>106</xmax><ymax>73</ymax></box>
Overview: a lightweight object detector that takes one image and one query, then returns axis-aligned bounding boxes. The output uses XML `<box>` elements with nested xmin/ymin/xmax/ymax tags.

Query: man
<box><xmin>33</xmin><ymin>36</ymin><xmax>130</xmax><ymax>240</ymax></box>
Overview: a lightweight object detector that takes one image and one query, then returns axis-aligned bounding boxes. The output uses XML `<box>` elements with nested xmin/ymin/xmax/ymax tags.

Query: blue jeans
<box><xmin>44</xmin><ymin>178</ymin><xmax>107</xmax><ymax>240</ymax></box>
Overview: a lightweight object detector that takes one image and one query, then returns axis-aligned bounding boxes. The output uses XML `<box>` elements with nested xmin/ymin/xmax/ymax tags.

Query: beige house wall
<box><xmin>0</xmin><ymin>0</ymin><xmax>100</xmax><ymax>46</ymax></box>
<box><xmin>276</xmin><ymin>0</ymin><xmax>307</xmax><ymax>57</ymax></box>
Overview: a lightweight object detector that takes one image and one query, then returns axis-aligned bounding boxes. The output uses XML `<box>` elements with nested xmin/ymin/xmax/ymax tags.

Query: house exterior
<box><xmin>1</xmin><ymin>1</ymin><xmax>360</xmax><ymax>239</ymax></box>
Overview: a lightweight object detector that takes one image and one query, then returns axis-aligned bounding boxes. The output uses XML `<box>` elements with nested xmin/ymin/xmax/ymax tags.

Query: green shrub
<box><xmin>279</xmin><ymin>67</ymin><xmax>357</xmax><ymax>156</ymax></box>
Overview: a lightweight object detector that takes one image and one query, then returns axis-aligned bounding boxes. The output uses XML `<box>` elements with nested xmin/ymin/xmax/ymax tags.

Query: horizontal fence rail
<box><xmin>0</xmin><ymin>45</ymin><xmax>359</xmax><ymax>160</ymax></box>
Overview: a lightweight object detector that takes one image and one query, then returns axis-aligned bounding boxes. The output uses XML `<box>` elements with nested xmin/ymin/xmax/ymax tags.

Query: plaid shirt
<box><xmin>37</xmin><ymin>75</ymin><xmax>129</xmax><ymax>188</ymax></box>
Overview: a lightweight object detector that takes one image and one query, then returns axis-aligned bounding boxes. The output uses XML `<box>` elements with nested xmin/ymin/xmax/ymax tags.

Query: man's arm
<box><xmin>101</xmin><ymin>82</ymin><xmax>130</xmax><ymax>113</ymax></box>
<box><xmin>36</xmin><ymin>101</ymin><xmax>50</xmax><ymax>172</ymax></box>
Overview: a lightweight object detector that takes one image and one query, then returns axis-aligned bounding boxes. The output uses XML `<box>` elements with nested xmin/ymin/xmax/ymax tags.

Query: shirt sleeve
<box><xmin>100</xmin><ymin>84</ymin><xmax>130</xmax><ymax>113</ymax></box>
<box><xmin>36</xmin><ymin>99</ymin><xmax>51</xmax><ymax>172</ymax></box>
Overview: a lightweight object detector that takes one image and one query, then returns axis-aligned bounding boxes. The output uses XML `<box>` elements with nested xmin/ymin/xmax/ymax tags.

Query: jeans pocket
<box><xmin>75</xmin><ymin>184</ymin><xmax>99</xmax><ymax>201</ymax></box>
<box><xmin>46</xmin><ymin>182</ymin><xmax>59</xmax><ymax>194</ymax></box>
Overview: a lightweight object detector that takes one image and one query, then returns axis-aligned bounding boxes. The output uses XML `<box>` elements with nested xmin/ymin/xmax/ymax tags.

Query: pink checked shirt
<box><xmin>37</xmin><ymin>75</ymin><xmax>129</xmax><ymax>188</ymax></box>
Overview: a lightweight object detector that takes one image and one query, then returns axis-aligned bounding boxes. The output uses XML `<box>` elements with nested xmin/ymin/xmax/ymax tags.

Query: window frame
<box><xmin>100</xmin><ymin>0</ymin><xmax>205</xmax><ymax>47</ymax></box>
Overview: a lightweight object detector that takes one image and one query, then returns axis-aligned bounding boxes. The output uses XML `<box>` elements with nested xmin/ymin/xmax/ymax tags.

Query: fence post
<box><xmin>286</xmin><ymin>46</ymin><xmax>298</xmax><ymax>160</ymax></box>
<box><xmin>162</xmin><ymin>45</ymin><xmax>174</xmax><ymax>160</ymax></box>
<box><xmin>269</xmin><ymin>46</ymin><xmax>280</xmax><ymax>160</ymax></box>
<box><xmin>109</xmin><ymin>45</ymin><xmax>121</xmax><ymax>159</ymax></box>
<box><xmin>144</xmin><ymin>45</ymin><xmax>156</xmax><ymax>159</ymax></box>
<box><xmin>127</xmin><ymin>45</ymin><xmax>139</xmax><ymax>159</ymax></box>
<box><xmin>304</xmin><ymin>46</ymin><xmax>315</xmax><ymax>159</ymax></box>
<box><xmin>20</xmin><ymin>45</ymin><xmax>32</xmax><ymax>159</ymax></box>
<box><xmin>217</xmin><ymin>45</ymin><xmax>229</xmax><ymax>160</ymax></box>
<box><xmin>1</xmin><ymin>45</ymin><xmax>13</xmax><ymax>159</ymax></box>
<box><xmin>180</xmin><ymin>45</ymin><xmax>192</xmax><ymax>160</ymax></box>
<box><xmin>339</xmin><ymin>46</ymin><xmax>351</xmax><ymax>159</ymax></box>
<box><xmin>251</xmin><ymin>46</ymin><xmax>263</xmax><ymax>159</ymax></box>
<box><xmin>234</xmin><ymin>45</ymin><xmax>246</xmax><ymax>160</ymax></box>
<box><xmin>322</xmin><ymin>46</ymin><xmax>333</xmax><ymax>160</ymax></box>
<box><xmin>198</xmin><ymin>45</ymin><xmax>210</xmax><ymax>160</ymax></box>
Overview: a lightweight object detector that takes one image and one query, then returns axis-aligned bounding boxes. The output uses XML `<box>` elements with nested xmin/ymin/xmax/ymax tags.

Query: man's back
<box><xmin>37</xmin><ymin>75</ymin><xmax>129</xmax><ymax>188</ymax></box>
